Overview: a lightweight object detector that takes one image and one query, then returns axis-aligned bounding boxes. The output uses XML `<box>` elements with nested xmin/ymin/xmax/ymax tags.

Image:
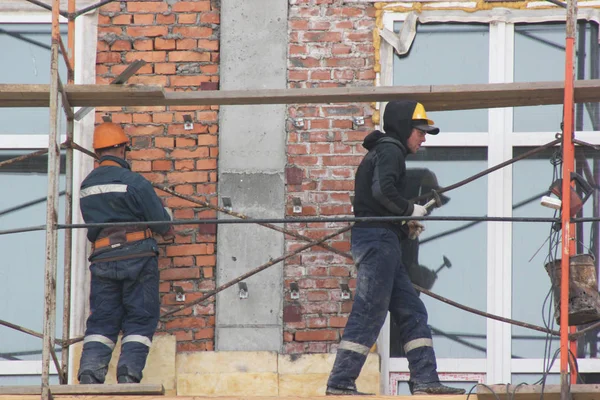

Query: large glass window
<box><xmin>388</xmin><ymin>148</ymin><xmax>488</xmax><ymax>359</ymax></box>
<box><xmin>393</xmin><ymin>23</ymin><xmax>489</xmax><ymax>132</ymax></box>
<box><xmin>511</xmin><ymin>148</ymin><xmax>560</xmax><ymax>359</ymax></box>
<box><xmin>0</xmin><ymin>152</ymin><xmax>65</xmax><ymax>382</ymax></box>
<box><xmin>384</xmin><ymin>12</ymin><xmax>600</xmax><ymax>390</ymax></box>
<box><xmin>514</xmin><ymin>22</ymin><xmax>600</xmax><ymax>132</ymax></box>
<box><xmin>0</xmin><ymin>23</ymin><xmax>68</xmax><ymax>135</ymax></box>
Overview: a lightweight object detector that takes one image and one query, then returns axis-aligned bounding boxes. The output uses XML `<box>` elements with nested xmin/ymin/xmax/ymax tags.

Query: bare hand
<box><xmin>408</xmin><ymin>220</ymin><xmax>425</xmax><ymax>240</ymax></box>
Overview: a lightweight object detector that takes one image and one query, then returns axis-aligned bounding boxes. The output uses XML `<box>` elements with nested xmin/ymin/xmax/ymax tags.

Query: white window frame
<box><xmin>0</xmin><ymin>9</ymin><xmax>97</xmax><ymax>381</ymax></box>
<box><xmin>377</xmin><ymin>9</ymin><xmax>600</xmax><ymax>394</ymax></box>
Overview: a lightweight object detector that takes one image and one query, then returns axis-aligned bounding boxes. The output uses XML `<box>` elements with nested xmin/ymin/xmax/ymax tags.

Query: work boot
<box><xmin>326</xmin><ymin>386</ymin><xmax>373</xmax><ymax>396</ymax></box>
<box><xmin>117</xmin><ymin>374</ymin><xmax>140</xmax><ymax>384</ymax></box>
<box><xmin>411</xmin><ymin>381</ymin><xmax>466</xmax><ymax>395</ymax></box>
<box><xmin>79</xmin><ymin>373</ymin><xmax>101</xmax><ymax>384</ymax></box>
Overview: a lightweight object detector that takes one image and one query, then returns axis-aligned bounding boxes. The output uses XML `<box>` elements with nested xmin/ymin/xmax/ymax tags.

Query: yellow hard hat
<box><xmin>412</xmin><ymin>103</ymin><xmax>439</xmax><ymax>135</ymax></box>
<box><xmin>412</xmin><ymin>102</ymin><xmax>434</xmax><ymax>125</ymax></box>
<box><xmin>93</xmin><ymin>122</ymin><xmax>129</xmax><ymax>150</ymax></box>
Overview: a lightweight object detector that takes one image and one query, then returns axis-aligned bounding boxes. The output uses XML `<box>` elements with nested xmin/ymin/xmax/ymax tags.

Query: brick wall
<box><xmin>95</xmin><ymin>0</ymin><xmax>220</xmax><ymax>352</ymax></box>
<box><xmin>284</xmin><ymin>0</ymin><xmax>377</xmax><ymax>353</ymax></box>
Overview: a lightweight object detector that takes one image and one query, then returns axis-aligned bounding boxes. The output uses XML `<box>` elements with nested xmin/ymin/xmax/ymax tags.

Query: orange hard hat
<box><xmin>93</xmin><ymin>122</ymin><xmax>129</xmax><ymax>150</ymax></box>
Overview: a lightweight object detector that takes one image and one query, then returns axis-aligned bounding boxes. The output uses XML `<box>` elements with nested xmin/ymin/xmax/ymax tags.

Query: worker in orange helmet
<box><xmin>77</xmin><ymin>122</ymin><xmax>173</xmax><ymax>384</ymax></box>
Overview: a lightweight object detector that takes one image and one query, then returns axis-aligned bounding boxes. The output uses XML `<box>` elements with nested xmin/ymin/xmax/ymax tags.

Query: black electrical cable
<box><xmin>0</xmin><ymin>215</ymin><xmax>562</xmax><ymax>236</ymax></box>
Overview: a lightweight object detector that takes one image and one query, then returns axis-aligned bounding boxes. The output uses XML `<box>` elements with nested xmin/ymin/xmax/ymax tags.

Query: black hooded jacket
<box><xmin>353</xmin><ymin>100</ymin><xmax>420</xmax><ymax>236</ymax></box>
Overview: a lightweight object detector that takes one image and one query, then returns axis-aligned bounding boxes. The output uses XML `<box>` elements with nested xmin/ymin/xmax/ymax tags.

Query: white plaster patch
<box><xmin>424</xmin><ymin>1</ymin><xmax>477</xmax><ymax>7</ymax></box>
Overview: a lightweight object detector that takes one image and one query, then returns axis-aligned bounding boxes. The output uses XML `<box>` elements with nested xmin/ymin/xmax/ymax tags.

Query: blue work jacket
<box><xmin>79</xmin><ymin>155</ymin><xmax>171</xmax><ymax>260</ymax></box>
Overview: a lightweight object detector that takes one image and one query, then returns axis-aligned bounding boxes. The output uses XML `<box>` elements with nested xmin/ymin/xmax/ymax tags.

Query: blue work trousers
<box><xmin>328</xmin><ymin>227</ymin><xmax>439</xmax><ymax>390</ymax></box>
<box><xmin>78</xmin><ymin>255</ymin><xmax>159</xmax><ymax>383</ymax></box>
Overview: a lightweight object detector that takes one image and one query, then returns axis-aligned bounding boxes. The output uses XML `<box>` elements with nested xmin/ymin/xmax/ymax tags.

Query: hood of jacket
<box><xmin>361</xmin><ymin>129</ymin><xmax>407</xmax><ymax>155</ymax></box>
<box><xmin>383</xmin><ymin>100</ymin><xmax>418</xmax><ymax>148</ymax></box>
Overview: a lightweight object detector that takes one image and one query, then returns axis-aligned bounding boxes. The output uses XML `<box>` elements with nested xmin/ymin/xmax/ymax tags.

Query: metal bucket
<box><xmin>544</xmin><ymin>254</ymin><xmax>600</xmax><ymax>326</ymax></box>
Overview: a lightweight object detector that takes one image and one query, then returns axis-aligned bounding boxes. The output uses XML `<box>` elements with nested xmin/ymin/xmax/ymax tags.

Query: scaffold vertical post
<box><xmin>42</xmin><ymin>0</ymin><xmax>63</xmax><ymax>396</ymax></box>
<box><xmin>61</xmin><ymin>0</ymin><xmax>76</xmax><ymax>383</ymax></box>
<box><xmin>560</xmin><ymin>0</ymin><xmax>577</xmax><ymax>397</ymax></box>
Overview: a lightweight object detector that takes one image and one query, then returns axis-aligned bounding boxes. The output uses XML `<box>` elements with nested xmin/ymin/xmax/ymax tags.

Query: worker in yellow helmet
<box><xmin>77</xmin><ymin>122</ymin><xmax>173</xmax><ymax>385</ymax></box>
<box><xmin>326</xmin><ymin>101</ymin><xmax>465</xmax><ymax>396</ymax></box>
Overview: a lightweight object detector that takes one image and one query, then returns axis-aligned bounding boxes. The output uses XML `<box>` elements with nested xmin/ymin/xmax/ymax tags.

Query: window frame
<box><xmin>377</xmin><ymin>8</ymin><xmax>600</xmax><ymax>393</ymax></box>
<box><xmin>0</xmin><ymin>9</ymin><xmax>97</xmax><ymax>381</ymax></box>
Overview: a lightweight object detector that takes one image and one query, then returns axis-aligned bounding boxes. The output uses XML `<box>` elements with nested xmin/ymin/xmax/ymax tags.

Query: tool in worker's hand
<box><xmin>422</xmin><ymin>190</ymin><xmax>443</xmax><ymax>213</ymax></box>
<box><xmin>434</xmin><ymin>256</ymin><xmax>452</xmax><ymax>274</ymax></box>
<box><xmin>403</xmin><ymin>190</ymin><xmax>444</xmax><ymax>225</ymax></box>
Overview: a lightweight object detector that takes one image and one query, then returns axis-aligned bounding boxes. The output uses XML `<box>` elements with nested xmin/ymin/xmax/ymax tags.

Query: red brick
<box><xmin>134</xmin><ymin>14</ymin><xmax>155</xmax><ymax>25</ymax></box>
<box><xmin>195</xmin><ymin>255</ymin><xmax>216</xmax><ymax>266</ymax></box>
<box><xmin>167</xmin><ymin>171</ymin><xmax>209</xmax><ymax>184</ymax></box>
<box><xmin>155</xmin><ymin>63</ymin><xmax>176</xmax><ymax>74</ymax></box>
<box><xmin>133</xmin><ymin>39</ymin><xmax>153</xmax><ymax>51</ymax></box>
<box><xmin>295</xmin><ymin>330</ymin><xmax>337</xmax><ymax>342</ymax></box>
<box><xmin>127</xmin><ymin>1</ymin><xmax>169</xmax><ymax>12</ymax></box>
<box><xmin>172</xmin><ymin>26</ymin><xmax>213</xmax><ymax>38</ymax></box>
<box><xmin>332</xmin><ymin>44</ymin><xmax>352</xmax><ymax>55</ymax></box>
<box><xmin>129</xmin><ymin>75</ymin><xmax>168</xmax><ymax>86</ymax></box>
<box><xmin>160</xmin><ymin>267</ymin><xmax>201</xmax><ymax>281</ymax></box>
<box><xmin>303</xmin><ymin>32</ymin><xmax>342</xmax><ymax>42</ymax></box>
<box><xmin>198</xmin><ymin>39</ymin><xmax>219</xmax><ymax>51</ymax></box>
<box><xmin>125</xmin><ymin>51</ymin><xmax>166</xmax><ymax>63</ymax></box>
<box><xmin>169</xmin><ymin>51</ymin><xmax>211</xmax><ymax>63</ymax></box>
<box><xmin>172</xmin><ymin>1</ymin><xmax>210</xmax><ymax>12</ymax></box>
<box><xmin>200</xmin><ymin>12</ymin><xmax>220</xmax><ymax>24</ymax></box>
<box><xmin>345</xmin><ymin>31</ymin><xmax>372</xmax><ymax>42</ymax></box>
<box><xmin>96</xmin><ymin>52</ymin><xmax>121</xmax><ymax>64</ymax></box>
<box><xmin>290</xmin><ymin>57</ymin><xmax>320</xmax><ymax>68</ymax></box>
<box><xmin>165</xmin><ymin>317</ymin><xmax>207</xmax><ymax>330</ymax></box>
<box><xmin>155</xmin><ymin>38</ymin><xmax>176</xmax><ymax>50</ymax></box>
<box><xmin>126</xmin><ymin>26</ymin><xmax>168</xmax><ymax>38</ymax></box>
<box><xmin>132</xmin><ymin>113</ymin><xmax>152</xmax><ymax>123</ymax></box>
<box><xmin>152</xmin><ymin>160</ymin><xmax>173</xmax><ymax>171</ymax></box>
<box><xmin>131</xmin><ymin>160</ymin><xmax>151</xmax><ymax>172</ymax></box>
<box><xmin>175</xmin><ymin>137</ymin><xmax>196</xmax><ymax>147</ymax></box>
<box><xmin>177</xmin><ymin>39</ymin><xmax>197</xmax><ymax>50</ymax></box>
<box><xmin>171</xmin><ymin>148</ymin><xmax>210</xmax><ymax>159</ymax></box>
<box><xmin>111</xmin><ymin>14</ymin><xmax>132</xmax><ymax>25</ymax></box>
<box><xmin>128</xmin><ymin>148</ymin><xmax>166</xmax><ymax>160</ymax></box>
<box><xmin>170</xmin><ymin>75</ymin><xmax>210</xmax><ymax>86</ymax></box>
<box><xmin>157</xmin><ymin>14</ymin><xmax>176</xmax><ymax>24</ymax></box>
<box><xmin>178</xmin><ymin>13</ymin><xmax>198</xmax><ymax>24</ymax></box>
<box><xmin>175</xmin><ymin>160</ymin><xmax>195</xmax><ymax>171</ymax></box>
<box><xmin>289</xmin><ymin>44</ymin><xmax>307</xmax><ymax>56</ymax></box>
<box><xmin>196</xmin><ymin>159</ymin><xmax>217</xmax><ymax>170</ymax></box>
<box><xmin>194</xmin><ymin>328</ymin><xmax>215</xmax><ymax>340</ymax></box>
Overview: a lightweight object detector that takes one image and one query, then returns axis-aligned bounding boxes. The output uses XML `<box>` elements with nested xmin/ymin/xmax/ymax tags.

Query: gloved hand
<box><xmin>411</xmin><ymin>204</ymin><xmax>428</xmax><ymax>217</ymax></box>
<box><xmin>407</xmin><ymin>220</ymin><xmax>425</xmax><ymax>240</ymax></box>
<box><xmin>162</xmin><ymin>207</ymin><xmax>175</xmax><ymax>241</ymax></box>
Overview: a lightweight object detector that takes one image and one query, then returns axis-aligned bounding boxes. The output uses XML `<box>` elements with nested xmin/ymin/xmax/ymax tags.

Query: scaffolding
<box><xmin>1</xmin><ymin>0</ymin><xmax>600</xmax><ymax>399</ymax></box>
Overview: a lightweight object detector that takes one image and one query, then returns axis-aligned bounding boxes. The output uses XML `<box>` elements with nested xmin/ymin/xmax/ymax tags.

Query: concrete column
<box><xmin>216</xmin><ymin>1</ymin><xmax>288</xmax><ymax>351</ymax></box>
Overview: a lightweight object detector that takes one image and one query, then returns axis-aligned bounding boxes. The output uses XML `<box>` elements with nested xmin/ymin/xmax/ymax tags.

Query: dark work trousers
<box><xmin>78</xmin><ymin>255</ymin><xmax>160</xmax><ymax>383</ymax></box>
<box><xmin>327</xmin><ymin>227</ymin><xmax>439</xmax><ymax>390</ymax></box>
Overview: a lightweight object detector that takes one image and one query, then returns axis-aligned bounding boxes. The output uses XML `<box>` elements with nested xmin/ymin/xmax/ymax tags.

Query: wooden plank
<box><xmin>0</xmin><ymin>396</ymin><xmax>461</xmax><ymax>400</ymax></box>
<box><xmin>478</xmin><ymin>384</ymin><xmax>600</xmax><ymax>400</ymax></box>
<box><xmin>0</xmin><ymin>383</ymin><xmax>164</xmax><ymax>395</ymax></box>
<box><xmin>0</xmin><ymin>80</ymin><xmax>599</xmax><ymax>109</ymax></box>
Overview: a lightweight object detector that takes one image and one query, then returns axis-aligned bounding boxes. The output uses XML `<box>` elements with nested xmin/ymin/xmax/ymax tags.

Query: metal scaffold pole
<box><xmin>61</xmin><ymin>0</ymin><xmax>76</xmax><ymax>383</ymax></box>
<box><xmin>41</xmin><ymin>0</ymin><xmax>63</xmax><ymax>396</ymax></box>
<box><xmin>560</xmin><ymin>0</ymin><xmax>577</xmax><ymax>397</ymax></box>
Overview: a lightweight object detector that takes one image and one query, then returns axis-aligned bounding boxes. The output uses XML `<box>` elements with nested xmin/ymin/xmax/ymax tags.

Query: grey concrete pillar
<box><xmin>216</xmin><ymin>1</ymin><xmax>288</xmax><ymax>351</ymax></box>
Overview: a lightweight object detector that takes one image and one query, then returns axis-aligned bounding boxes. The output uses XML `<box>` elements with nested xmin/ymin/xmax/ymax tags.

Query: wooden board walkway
<box><xmin>0</xmin><ymin>385</ymin><xmax>599</xmax><ymax>399</ymax></box>
<box><xmin>0</xmin><ymin>383</ymin><xmax>164</xmax><ymax>396</ymax></box>
<box><xmin>478</xmin><ymin>384</ymin><xmax>600</xmax><ymax>400</ymax></box>
<box><xmin>1</xmin><ymin>80</ymin><xmax>600</xmax><ymax>110</ymax></box>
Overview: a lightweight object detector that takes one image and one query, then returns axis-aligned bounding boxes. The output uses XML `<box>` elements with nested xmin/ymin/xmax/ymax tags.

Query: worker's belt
<box><xmin>94</xmin><ymin>228</ymin><xmax>152</xmax><ymax>250</ymax></box>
